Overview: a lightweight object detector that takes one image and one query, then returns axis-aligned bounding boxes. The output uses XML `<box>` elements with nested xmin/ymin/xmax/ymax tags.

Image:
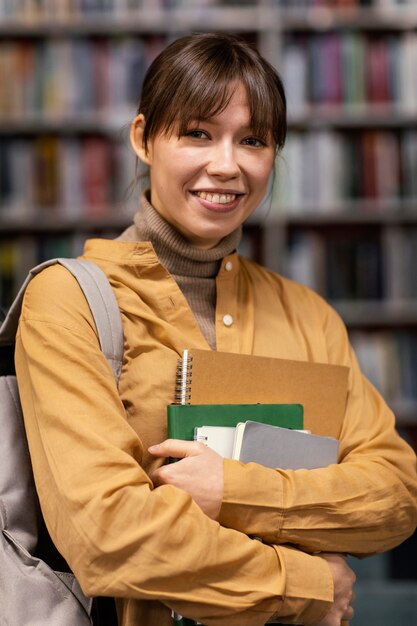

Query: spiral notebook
<box><xmin>174</xmin><ymin>348</ymin><xmax>349</xmax><ymax>439</ymax></box>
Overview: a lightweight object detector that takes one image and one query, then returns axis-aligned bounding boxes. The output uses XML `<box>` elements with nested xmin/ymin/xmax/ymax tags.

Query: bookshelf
<box><xmin>268</xmin><ymin>2</ymin><xmax>417</xmax><ymax>431</ymax></box>
<box><xmin>1</xmin><ymin>1</ymin><xmax>417</xmax><ymax>425</ymax></box>
<box><xmin>0</xmin><ymin>3</ymin><xmax>416</xmax><ymax>622</ymax></box>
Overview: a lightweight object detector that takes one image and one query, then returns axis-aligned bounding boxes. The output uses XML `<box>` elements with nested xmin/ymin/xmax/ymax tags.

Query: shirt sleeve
<box><xmin>218</xmin><ymin>295</ymin><xmax>417</xmax><ymax>556</ymax></box>
<box><xmin>15</xmin><ymin>266</ymin><xmax>333</xmax><ymax>626</ymax></box>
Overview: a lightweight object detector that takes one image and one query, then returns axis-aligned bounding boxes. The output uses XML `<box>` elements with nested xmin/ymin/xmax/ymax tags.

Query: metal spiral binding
<box><xmin>174</xmin><ymin>349</ymin><xmax>193</xmax><ymax>404</ymax></box>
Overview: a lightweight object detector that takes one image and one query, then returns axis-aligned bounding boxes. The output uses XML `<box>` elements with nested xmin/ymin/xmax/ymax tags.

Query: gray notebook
<box><xmin>234</xmin><ymin>421</ymin><xmax>338</xmax><ymax>469</ymax></box>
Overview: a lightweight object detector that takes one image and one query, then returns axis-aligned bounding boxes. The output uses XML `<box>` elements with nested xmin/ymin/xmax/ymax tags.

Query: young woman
<box><xmin>16</xmin><ymin>33</ymin><xmax>417</xmax><ymax>626</ymax></box>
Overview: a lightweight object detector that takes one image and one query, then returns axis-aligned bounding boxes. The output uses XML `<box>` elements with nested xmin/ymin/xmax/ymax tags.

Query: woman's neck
<box><xmin>116</xmin><ymin>192</ymin><xmax>242</xmax><ymax>348</ymax></box>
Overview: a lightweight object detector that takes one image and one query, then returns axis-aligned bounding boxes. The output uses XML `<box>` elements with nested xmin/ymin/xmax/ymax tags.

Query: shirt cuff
<box><xmin>272</xmin><ymin>546</ymin><xmax>334</xmax><ymax>625</ymax></box>
<box><xmin>218</xmin><ymin>458</ymin><xmax>284</xmax><ymax>541</ymax></box>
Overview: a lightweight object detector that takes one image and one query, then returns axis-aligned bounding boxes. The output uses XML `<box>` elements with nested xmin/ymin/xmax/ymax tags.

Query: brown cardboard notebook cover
<box><xmin>177</xmin><ymin>349</ymin><xmax>349</xmax><ymax>439</ymax></box>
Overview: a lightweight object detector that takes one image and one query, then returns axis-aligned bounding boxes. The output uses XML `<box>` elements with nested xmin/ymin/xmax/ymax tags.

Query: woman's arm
<box><xmin>217</xmin><ymin>377</ymin><xmax>417</xmax><ymax>554</ymax></box>
<box><xmin>15</xmin><ymin>265</ymin><xmax>334</xmax><ymax>626</ymax></box>
<box><xmin>155</xmin><ymin>301</ymin><xmax>417</xmax><ymax>556</ymax></box>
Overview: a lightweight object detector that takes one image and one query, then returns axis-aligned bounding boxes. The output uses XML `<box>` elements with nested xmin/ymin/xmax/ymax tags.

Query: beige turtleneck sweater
<box><xmin>117</xmin><ymin>192</ymin><xmax>242</xmax><ymax>349</ymax></box>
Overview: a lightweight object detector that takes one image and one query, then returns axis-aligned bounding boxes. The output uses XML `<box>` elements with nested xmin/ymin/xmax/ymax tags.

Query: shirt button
<box><xmin>223</xmin><ymin>314</ymin><xmax>233</xmax><ymax>327</ymax></box>
<box><xmin>225</xmin><ymin>261</ymin><xmax>233</xmax><ymax>272</ymax></box>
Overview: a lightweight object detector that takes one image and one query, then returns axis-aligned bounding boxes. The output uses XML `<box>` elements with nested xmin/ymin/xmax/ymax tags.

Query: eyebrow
<box><xmin>187</xmin><ymin>117</ymin><xmax>254</xmax><ymax>130</ymax></box>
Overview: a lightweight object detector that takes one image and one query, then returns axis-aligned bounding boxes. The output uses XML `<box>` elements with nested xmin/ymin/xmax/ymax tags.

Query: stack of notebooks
<box><xmin>168</xmin><ymin>401</ymin><xmax>338</xmax><ymax>469</ymax></box>
<box><xmin>167</xmin><ymin>348</ymin><xmax>350</xmax><ymax>626</ymax></box>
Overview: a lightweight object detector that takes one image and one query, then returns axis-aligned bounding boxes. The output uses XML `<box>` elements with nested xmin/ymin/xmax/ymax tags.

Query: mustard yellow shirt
<box><xmin>15</xmin><ymin>239</ymin><xmax>417</xmax><ymax>626</ymax></box>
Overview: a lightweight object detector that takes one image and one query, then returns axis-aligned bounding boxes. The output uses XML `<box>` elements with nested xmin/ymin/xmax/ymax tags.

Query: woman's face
<box><xmin>135</xmin><ymin>83</ymin><xmax>276</xmax><ymax>249</ymax></box>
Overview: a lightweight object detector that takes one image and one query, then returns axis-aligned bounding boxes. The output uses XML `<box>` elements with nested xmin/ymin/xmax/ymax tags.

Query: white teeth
<box><xmin>195</xmin><ymin>191</ymin><xmax>236</xmax><ymax>204</ymax></box>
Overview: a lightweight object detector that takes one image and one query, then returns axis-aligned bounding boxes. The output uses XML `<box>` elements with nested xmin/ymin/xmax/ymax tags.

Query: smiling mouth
<box><xmin>194</xmin><ymin>191</ymin><xmax>239</xmax><ymax>204</ymax></box>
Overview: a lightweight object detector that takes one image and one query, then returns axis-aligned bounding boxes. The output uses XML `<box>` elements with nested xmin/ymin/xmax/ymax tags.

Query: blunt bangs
<box><xmin>139</xmin><ymin>34</ymin><xmax>286</xmax><ymax>152</ymax></box>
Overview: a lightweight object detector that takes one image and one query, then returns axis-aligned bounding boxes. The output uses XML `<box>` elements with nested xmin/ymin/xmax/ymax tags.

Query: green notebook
<box><xmin>167</xmin><ymin>403</ymin><xmax>303</xmax><ymax>442</ymax></box>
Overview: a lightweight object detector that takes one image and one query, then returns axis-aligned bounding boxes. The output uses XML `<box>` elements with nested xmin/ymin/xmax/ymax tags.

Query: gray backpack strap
<box><xmin>0</xmin><ymin>257</ymin><xmax>123</xmax><ymax>383</ymax></box>
<box><xmin>58</xmin><ymin>259</ymin><xmax>123</xmax><ymax>383</ymax></box>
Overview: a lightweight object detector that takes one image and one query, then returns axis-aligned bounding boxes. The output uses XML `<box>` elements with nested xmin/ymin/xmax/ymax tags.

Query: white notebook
<box><xmin>194</xmin><ymin>426</ymin><xmax>236</xmax><ymax>458</ymax></box>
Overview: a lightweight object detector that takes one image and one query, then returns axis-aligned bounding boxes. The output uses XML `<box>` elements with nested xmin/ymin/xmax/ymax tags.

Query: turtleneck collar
<box><xmin>117</xmin><ymin>191</ymin><xmax>242</xmax><ymax>279</ymax></box>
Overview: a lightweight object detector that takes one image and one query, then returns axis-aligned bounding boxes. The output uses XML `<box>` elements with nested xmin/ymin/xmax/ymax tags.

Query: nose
<box><xmin>206</xmin><ymin>140</ymin><xmax>240</xmax><ymax>179</ymax></box>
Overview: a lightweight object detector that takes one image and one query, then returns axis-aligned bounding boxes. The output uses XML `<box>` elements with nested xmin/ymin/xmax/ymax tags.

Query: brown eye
<box><xmin>242</xmin><ymin>137</ymin><xmax>265</xmax><ymax>147</ymax></box>
<box><xmin>185</xmin><ymin>130</ymin><xmax>209</xmax><ymax>139</ymax></box>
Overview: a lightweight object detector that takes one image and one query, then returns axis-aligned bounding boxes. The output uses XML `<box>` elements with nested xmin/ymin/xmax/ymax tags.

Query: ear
<box><xmin>130</xmin><ymin>114</ymin><xmax>151</xmax><ymax>165</ymax></box>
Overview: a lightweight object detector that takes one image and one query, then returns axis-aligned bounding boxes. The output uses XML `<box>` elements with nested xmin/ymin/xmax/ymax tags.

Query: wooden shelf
<box><xmin>332</xmin><ymin>299</ymin><xmax>417</xmax><ymax>328</ymax></box>
<box><xmin>273</xmin><ymin>201</ymin><xmax>417</xmax><ymax>224</ymax></box>
<box><xmin>0</xmin><ymin>213</ymin><xmax>133</xmax><ymax>233</ymax></box>
<box><xmin>0</xmin><ymin>7</ymin><xmax>262</xmax><ymax>37</ymax></box>
<box><xmin>0</xmin><ymin>114</ymin><xmax>131</xmax><ymax>135</ymax></box>
<box><xmin>391</xmin><ymin>401</ymin><xmax>417</xmax><ymax>428</ymax></box>
<box><xmin>0</xmin><ymin>6</ymin><xmax>416</xmax><ymax>37</ymax></box>
<box><xmin>280</xmin><ymin>6</ymin><xmax>417</xmax><ymax>31</ymax></box>
<box><xmin>288</xmin><ymin>107</ymin><xmax>417</xmax><ymax>130</ymax></box>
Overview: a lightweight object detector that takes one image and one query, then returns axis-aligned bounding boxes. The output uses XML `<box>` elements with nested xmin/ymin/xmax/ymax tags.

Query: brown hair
<box><xmin>138</xmin><ymin>33</ymin><xmax>286</xmax><ymax>152</ymax></box>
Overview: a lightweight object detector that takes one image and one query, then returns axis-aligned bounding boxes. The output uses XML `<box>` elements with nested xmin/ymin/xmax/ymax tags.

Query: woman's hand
<box><xmin>316</xmin><ymin>553</ymin><xmax>356</xmax><ymax>626</ymax></box>
<box><xmin>149</xmin><ymin>440</ymin><xmax>224</xmax><ymax>520</ymax></box>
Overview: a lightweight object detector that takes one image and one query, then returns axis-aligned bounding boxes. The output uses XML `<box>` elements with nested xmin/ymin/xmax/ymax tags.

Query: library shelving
<box><xmin>1</xmin><ymin>2</ymin><xmax>416</xmax><ymax>412</ymax></box>
<box><xmin>271</xmin><ymin>1</ymin><xmax>417</xmax><ymax>431</ymax></box>
<box><xmin>1</xmin><ymin>3</ymin><xmax>416</xmax><ymax>622</ymax></box>
<box><xmin>1</xmin><ymin>1</ymin><xmax>417</xmax><ymax>428</ymax></box>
